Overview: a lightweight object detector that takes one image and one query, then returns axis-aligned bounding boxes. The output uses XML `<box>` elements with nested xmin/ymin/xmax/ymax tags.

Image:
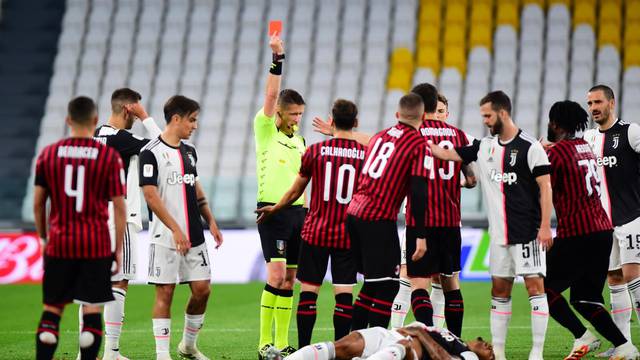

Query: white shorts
<box><xmin>109</xmin><ymin>222</ymin><xmax>139</xmax><ymax>282</ymax></box>
<box><xmin>609</xmin><ymin>217</ymin><xmax>640</xmax><ymax>271</ymax></box>
<box><xmin>490</xmin><ymin>240</ymin><xmax>546</xmax><ymax>278</ymax></box>
<box><xmin>400</xmin><ymin>228</ymin><xmax>407</xmax><ymax>265</ymax></box>
<box><xmin>356</xmin><ymin>327</ymin><xmax>406</xmax><ymax>358</ymax></box>
<box><xmin>147</xmin><ymin>243</ymin><xmax>211</xmax><ymax>284</ymax></box>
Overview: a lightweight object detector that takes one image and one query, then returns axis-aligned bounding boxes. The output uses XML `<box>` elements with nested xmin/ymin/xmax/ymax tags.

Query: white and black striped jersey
<box><xmin>584</xmin><ymin>120</ymin><xmax>640</xmax><ymax>227</ymax></box>
<box><xmin>456</xmin><ymin>130</ymin><xmax>551</xmax><ymax>245</ymax></box>
<box><xmin>94</xmin><ymin>119</ymin><xmax>161</xmax><ymax>230</ymax></box>
<box><xmin>139</xmin><ymin>136</ymin><xmax>204</xmax><ymax>248</ymax></box>
<box><xmin>404</xmin><ymin>322</ymin><xmax>478</xmax><ymax>360</ymax></box>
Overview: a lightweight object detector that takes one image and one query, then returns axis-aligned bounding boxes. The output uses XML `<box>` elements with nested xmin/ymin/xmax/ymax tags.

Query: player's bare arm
<box><xmin>196</xmin><ymin>181</ymin><xmax>223</xmax><ymax>249</ymax></box>
<box><xmin>263</xmin><ymin>34</ymin><xmax>284</xmax><ymax>118</ymax></box>
<box><xmin>33</xmin><ymin>185</ymin><xmax>48</xmax><ymax>253</ymax></box>
<box><xmin>255</xmin><ymin>175</ymin><xmax>310</xmax><ymax>224</ymax></box>
<box><xmin>406</xmin><ymin>328</ymin><xmax>455</xmax><ymax>360</ymax></box>
<box><xmin>125</xmin><ymin>102</ymin><xmax>162</xmax><ymax>137</ymax></box>
<box><xmin>142</xmin><ymin>184</ymin><xmax>190</xmax><ymax>255</ymax></box>
<box><xmin>111</xmin><ymin>195</ymin><xmax>126</xmax><ymax>275</ymax></box>
<box><xmin>535</xmin><ymin>174</ymin><xmax>553</xmax><ymax>250</ymax></box>
<box><xmin>312</xmin><ymin>116</ymin><xmax>372</xmax><ymax>146</ymax></box>
<box><xmin>428</xmin><ymin>140</ymin><xmax>464</xmax><ymax>163</ymax></box>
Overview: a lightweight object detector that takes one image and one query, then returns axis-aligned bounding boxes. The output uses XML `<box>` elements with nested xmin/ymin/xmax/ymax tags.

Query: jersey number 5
<box><xmin>323</xmin><ymin>162</ymin><xmax>357</xmax><ymax>204</ymax></box>
<box><xmin>64</xmin><ymin>164</ymin><xmax>85</xmax><ymax>213</ymax></box>
<box><xmin>362</xmin><ymin>138</ymin><xmax>395</xmax><ymax>179</ymax></box>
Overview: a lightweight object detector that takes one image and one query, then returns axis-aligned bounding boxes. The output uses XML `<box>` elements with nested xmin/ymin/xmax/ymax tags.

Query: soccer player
<box><xmin>34</xmin><ymin>96</ymin><xmax>126</xmax><ymax>360</ymax></box>
<box><xmin>391</xmin><ymin>85</ymin><xmax>475</xmax><ymax>337</ymax></box>
<box><xmin>273</xmin><ymin>322</ymin><xmax>494</xmax><ymax>360</ymax></box>
<box><xmin>87</xmin><ymin>88</ymin><xmax>161</xmax><ymax>360</ymax></box>
<box><xmin>254</xmin><ymin>33</ymin><xmax>307</xmax><ymax>358</ymax></box>
<box><xmin>544</xmin><ymin>100</ymin><xmax>639</xmax><ymax>360</ymax></box>
<box><xmin>139</xmin><ymin>95</ymin><xmax>223</xmax><ymax>360</ymax></box>
<box><xmin>256</xmin><ymin>99</ymin><xmax>365</xmax><ymax>347</ymax></box>
<box><xmin>428</xmin><ymin>91</ymin><xmax>552</xmax><ymax>360</ymax></box>
<box><xmin>347</xmin><ymin>93</ymin><xmax>429</xmax><ymax>330</ymax></box>
<box><xmin>583</xmin><ymin>85</ymin><xmax>640</xmax><ymax>357</ymax></box>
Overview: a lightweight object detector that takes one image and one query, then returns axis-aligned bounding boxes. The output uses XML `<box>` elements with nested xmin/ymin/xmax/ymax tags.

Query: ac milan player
<box><xmin>33</xmin><ymin>96</ymin><xmax>126</xmax><ymax>360</ymax></box>
<box><xmin>544</xmin><ymin>100</ymin><xmax>639</xmax><ymax>360</ymax></box>
<box><xmin>391</xmin><ymin>84</ymin><xmax>475</xmax><ymax>338</ymax></box>
<box><xmin>256</xmin><ymin>99</ymin><xmax>365</xmax><ymax>347</ymax></box>
<box><xmin>583</xmin><ymin>85</ymin><xmax>640</xmax><ymax>359</ymax></box>
<box><xmin>347</xmin><ymin>93</ymin><xmax>429</xmax><ymax>330</ymax></box>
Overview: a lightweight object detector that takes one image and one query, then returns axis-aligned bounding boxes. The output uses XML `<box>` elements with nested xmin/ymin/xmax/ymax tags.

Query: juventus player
<box><xmin>34</xmin><ymin>97</ymin><xmax>126</xmax><ymax>360</ymax></box>
<box><xmin>544</xmin><ymin>100</ymin><xmax>639</xmax><ymax>360</ymax></box>
<box><xmin>86</xmin><ymin>88</ymin><xmax>161</xmax><ymax>360</ymax></box>
<box><xmin>256</xmin><ymin>99</ymin><xmax>365</xmax><ymax>347</ymax></box>
<box><xmin>429</xmin><ymin>91</ymin><xmax>552</xmax><ymax>360</ymax></box>
<box><xmin>347</xmin><ymin>93</ymin><xmax>429</xmax><ymax>330</ymax></box>
<box><xmin>139</xmin><ymin>95</ymin><xmax>223</xmax><ymax>360</ymax></box>
<box><xmin>584</xmin><ymin>85</ymin><xmax>640</xmax><ymax>358</ymax></box>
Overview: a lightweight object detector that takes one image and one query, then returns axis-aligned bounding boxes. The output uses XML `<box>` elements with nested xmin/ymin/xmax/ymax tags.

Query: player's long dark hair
<box><xmin>548</xmin><ymin>100</ymin><xmax>589</xmax><ymax>135</ymax></box>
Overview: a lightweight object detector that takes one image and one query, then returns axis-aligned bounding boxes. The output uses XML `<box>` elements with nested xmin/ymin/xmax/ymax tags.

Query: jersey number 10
<box><xmin>324</xmin><ymin>162</ymin><xmax>356</xmax><ymax>204</ymax></box>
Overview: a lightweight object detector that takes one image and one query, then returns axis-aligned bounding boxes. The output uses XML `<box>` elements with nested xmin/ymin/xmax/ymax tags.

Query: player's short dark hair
<box><xmin>410</xmin><ymin>82</ymin><xmax>438</xmax><ymax>113</ymax></box>
<box><xmin>277</xmin><ymin>89</ymin><xmax>305</xmax><ymax>109</ymax></box>
<box><xmin>111</xmin><ymin>88</ymin><xmax>142</xmax><ymax>114</ymax></box>
<box><xmin>331</xmin><ymin>99</ymin><xmax>358</xmax><ymax>131</ymax></box>
<box><xmin>548</xmin><ymin>100</ymin><xmax>589</xmax><ymax>134</ymax></box>
<box><xmin>68</xmin><ymin>96</ymin><xmax>97</xmax><ymax>125</ymax></box>
<box><xmin>163</xmin><ymin>95</ymin><xmax>200</xmax><ymax>124</ymax></box>
<box><xmin>437</xmin><ymin>93</ymin><xmax>448</xmax><ymax>107</ymax></box>
<box><xmin>589</xmin><ymin>84</ymin><xmax>615</xmax><ymax>101</ymax></box>
<box><xmin>479</xmin><ymin>90</ymin><xmax>512</xmax><ymax>115</ymax></box>
<box><xmin>398</xmin><ymin>93</ymin><xmax>424</xmax><ymax>120</ymax></box>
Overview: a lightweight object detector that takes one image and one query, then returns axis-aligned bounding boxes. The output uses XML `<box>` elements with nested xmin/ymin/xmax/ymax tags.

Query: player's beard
<box><xmin>125</xmin><ymin>114</ymin><xmax>135</xmax><ymax>130</ymax></box>
<box><xmin>489</xmin><ymin>114</ymin><xmax>503</xmax><ymax>136</ymax></box>
<box><xmin>591</xmin><ymin>106</ymin><xmax>610</xmax><ymax>125</ymax></box>
<box><xmin>547</xmin><ymin>124</ymin><xmax>557</xmax><ymax>142</ymax></box>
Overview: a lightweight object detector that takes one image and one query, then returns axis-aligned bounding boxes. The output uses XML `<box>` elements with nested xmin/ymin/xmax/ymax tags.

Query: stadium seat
<box><xmin>598</xmin><ymin>23</ymin><xmax>621</xmax><ymax>50</ymax></box>
<box><xmin>573</xmin><ymin>1</ymin><xmax>595</xmax><ymax>28</ymax></box>
<box><xmin>625</xmin><ymin>44</ymin><xmax>640</xmax><ymax>69</ymax></box>
<box><xmin>496</xmin><ymin>1</ymin><xmax>519</xmax><ymax>29</ymax></box>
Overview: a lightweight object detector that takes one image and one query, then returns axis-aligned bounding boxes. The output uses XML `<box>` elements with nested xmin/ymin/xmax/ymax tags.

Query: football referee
<box><xmin>254</xmin><ymin>33</ymin><xmax>306</xmax><ymax>359</ymax></box>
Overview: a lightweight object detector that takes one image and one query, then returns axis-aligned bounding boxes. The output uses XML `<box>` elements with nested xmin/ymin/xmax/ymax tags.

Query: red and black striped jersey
<box><xmin>35</xmin><ymin>137</ymin><xmax>125</xmax><ymax>259</ymax></box>
<box><xmin>406</xmin><ymin>119</ymin><xmax>473</xmax><ymax>228</ymax></box>
<box><xmin>348</xmin><ymin>122</ymin><xmax>428</xmax><ymax>221</ymax></box>
<box><xmin>547</xmin><ymin>138</ymin><xmax>612</xmax><ymax>238</ymax></box>
<box><xmin>299</xmin><ymin>138</ymin><xmax>366</xmax><ymax>248</ymax></box>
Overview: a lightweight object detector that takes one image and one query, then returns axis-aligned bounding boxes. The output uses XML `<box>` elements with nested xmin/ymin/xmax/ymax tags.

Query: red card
<box><xmin>269</xmin><ymin>20</ymin><xmax>282</xmax><ymax>36</ymax></box>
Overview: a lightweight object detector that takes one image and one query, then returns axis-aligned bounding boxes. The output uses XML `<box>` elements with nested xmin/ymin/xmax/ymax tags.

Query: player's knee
<box><xmin>608</xmin><ymin>269</ymin><xmax>625</xmax><ymax>284</ymax></box>
<box><xmin>524</xmin><ymin>277</ymin><xmax>544</xmax><ymax>296</ymax></box>
<box><xmin>267</xmin><ymin>272</ymin><xmax>286</xmax><ymax>288</ymax></box>
<box><xmin>193</xmin><ymin>285</ymin><xmax>211</xmax><ymax>301</ymax></box>
<box><xmin>79</xmin><ymin>331</ymin><xmax>95</xmax><ymax>348</ymax></box>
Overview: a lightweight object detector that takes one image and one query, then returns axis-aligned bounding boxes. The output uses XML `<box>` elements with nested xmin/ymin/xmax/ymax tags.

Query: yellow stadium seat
<box><xmin>548</xmin><ymin>0</ymin><xmax>569</xmax><ymax>5</ymax></box>
<box><xmin>573</xmin><ymin>0</ymin><xmax>596</xmax><ymax>5</ymax></box>
<box><xmin>445</xmin><ymin>2</ymin><xmax>467</xmax><ymax>26</ymax></box>
<box><xmin>387</xmin><ymin>69</ymin><xmax>413</xmax><ymax>91</ymax></box>
<box><xmin>497</xmin><ymin>2</ymin><xmax>519</xmax><ymax>28</ymax></box>
<box><xmin>600</xmin><ymin>2</ymin><xmax>621</xmax><ymax>25</ymax></box>
<box><xmin>497</xmin><ymin>0</ymin><xmax>519</xmax><ymax>5</ymax></box>
<box><xmin>598</xmin><ymin>23</ymin><xmax>621</xmax><ymax>50</ymax></box>
<box><xmin>625</xmin><ymin>44</ymin><xmax>640</xmax><ymax>69</ymax></box>
<box><xmin>420</xmin><ymin>2</ymin><xmax>442</xmax><ymax>25</ymax></box>
<box><xmin>522</xmin><ymin>0</ymin><xmax>544</xmax><ymax>6</ymax></box>
<box><xmin>444</xmin><ymin>26</ymin><xmax>466</xmax><ymax>47</ymax></box>
<box><xmin>626</xmin><ymin>1</ymin><xmax>640</xmax><ymax>24</ymax></box>
<box><xmin>443</xmin><ymin>45</ymin><xmax>466</xmax><ymax>74</ymax></box>
<box><xmin>417</xmin><ymin>47</ymin><xmax>441</xmax><ymax>72</ymax></box>
<box><xmin>446</xmin><ymin>0</ymin><xmax>468</xmax><ymax>5</ymax></box>
<box><xmin>470</xmin><ymin>24</ymin><xmax>493</xmax><ymax>48</ymax></box>
<box><xmin>417</xmin><ymin>24</ymin><xmax>440</xmax><ymax>48</ymax></box>
<box><xmin>471</xmin><ymin>3</ymin><xmax>493</xmax><ymax>24</ymax></box>
<box><xmin>391</xmin><ymin>48</ymin><xmax>414</xmax><ymax>70</ymax></box>
<box><xmin>573</xmin><ymin>2</ymin><xmax>595</xmax><ymax>28</ymax></box>
<box><xmin>625</xmin><ymin>24</ymin><xmax>640</xmax><ymax>47</ymax></box>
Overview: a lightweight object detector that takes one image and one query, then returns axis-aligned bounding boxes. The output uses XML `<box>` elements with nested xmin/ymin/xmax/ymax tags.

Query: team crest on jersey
<box><xmin>612</xmin><ymin>134</ymin><xmax>620</xmax><ymax>149</ymax></box>
<box><xmin>187</xmin><ymin>153</ymin><xmax>196</xmax><ymax>167</ymax></box>
<box><xmin>509</xmin><ymin>150</ymin><xmax>518</xmax><ymax>167</ymax></box>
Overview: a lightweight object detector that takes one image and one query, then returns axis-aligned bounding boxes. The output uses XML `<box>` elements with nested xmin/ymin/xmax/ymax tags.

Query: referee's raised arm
<box><xmin>263</xmin><ymin>33</ymin><xmax>285</xmax><ymax>118</ymax></box>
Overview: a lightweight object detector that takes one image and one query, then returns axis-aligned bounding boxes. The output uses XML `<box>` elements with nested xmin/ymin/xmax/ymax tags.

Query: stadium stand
<box><xmin>19</xmin><ymin>0</ymin><xmax>640</xmax><ymax>226</ymax></box>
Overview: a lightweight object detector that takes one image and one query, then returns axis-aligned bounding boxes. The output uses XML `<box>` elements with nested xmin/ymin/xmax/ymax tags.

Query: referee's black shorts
<box><xmin>43</xmin><ymin>256</ymin><xmax>114</xmax><ymax>307</ymax></box>
<box><xmin>257</xmin><ymin>202</ymin><xmax>306</xmax><ymax>268</ymax></box>
<box><xmin>405</xmin><ymin>226</ymin><xmax>462</xmax><ymax>277</ymax></box>
<box><xmin>346</xmin><ymin>215</ymin><xmax>400</xmax><ymax>281</ymax></box>
<box><xmin>545</xmin><ymin>230</ymin><xmax>613</xmax><ymax>304</ymax></box>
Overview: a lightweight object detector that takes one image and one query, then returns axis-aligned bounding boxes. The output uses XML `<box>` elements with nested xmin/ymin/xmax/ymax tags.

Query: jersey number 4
<box><xmin>64</xmin><ymin>164</ymin><xmax>85</xmax><ymax>213</ymax></box>
<box><xmin>324</xmin><ymin>162</ymin><xmax>357</xmax><ymax>204</ymax></box>
<box><xmin>362</xmin><ymin>138</ymin><xmax>395</xmax><ymax>179</ymax></box>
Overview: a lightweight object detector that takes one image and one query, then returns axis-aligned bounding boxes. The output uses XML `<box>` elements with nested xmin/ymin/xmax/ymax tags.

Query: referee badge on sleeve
<box><xmin>143</xmin><ymin>164</ymin><xmax>154</xmax><ymax>177</ymax></box>
<box><xmin>276</xmin><ymin>240</ymin><xmax>286</xmax><ymax>255</ymax></box>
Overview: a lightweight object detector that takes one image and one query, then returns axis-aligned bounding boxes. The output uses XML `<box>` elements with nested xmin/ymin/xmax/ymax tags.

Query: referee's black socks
<box><xmin>36</xmin><ymin>310</ymin><xmax>60</xmax><ymax>360</ymax></box>
<box><xmin>411</xmin><ymin>289</ymin><xmax>434</xmax><ymax>326</ymax></box>
<box><xmin>296</xmin><ymin>291</ymin><xmax>317</xmax><ymax>348</ymax></box>
<box><xmin>333</xmin><ymin>293</ymin><xmax>353</xmax><ymax>341</ymax></box>
<box><xmin>444</xmin><ymin>289</ymin><xmax>464</xmax><ymax>336</ymax></box>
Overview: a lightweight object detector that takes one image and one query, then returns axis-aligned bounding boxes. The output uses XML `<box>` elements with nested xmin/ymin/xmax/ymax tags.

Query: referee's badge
<box><xmin>276</xmin><ymin>240</ymin><xmax>286</xmax><ymax>255</ymax></box>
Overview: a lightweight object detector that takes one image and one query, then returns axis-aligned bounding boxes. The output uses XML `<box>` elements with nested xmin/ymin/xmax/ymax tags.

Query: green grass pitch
<box><xmin>0</xmin><ymin>282</ymin><xmax>638</xmax><ymax>359</ymax></box>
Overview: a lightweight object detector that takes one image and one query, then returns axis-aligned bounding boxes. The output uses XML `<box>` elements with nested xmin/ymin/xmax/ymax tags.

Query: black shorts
<box><xmin>43</xmin><ymin>256</ymin><xmax>114</xmax><ymax>307</ymax></box>
<box><xmin>347</xmin><ymin>215</ymin><xmax>400</xmax><ymax>281</ymax></box>
<box><xmin>257</xmin><ymin>203</ymin><xmax>305</xmax><ymax>267</ymax></box>
<box><xmin>405</xmin><ymin>226</ymin><xmax>462</xmax><ymax>277</ymax></box>
<box><xmin>297</xmin><ymin>240</ymin><xmax>357</xmax><ymax>286</ymax></box>
<box><xmin>545</xmin><ymin>230</ymin><xmax>613</xmax><ymax>304</ymax></box>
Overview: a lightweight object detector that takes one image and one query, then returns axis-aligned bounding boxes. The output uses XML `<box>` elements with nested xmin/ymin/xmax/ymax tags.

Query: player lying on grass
<box><xmin>269</xmin><ymin>322</ymin><xmax>494</xmax><ymax>360</ymax></box>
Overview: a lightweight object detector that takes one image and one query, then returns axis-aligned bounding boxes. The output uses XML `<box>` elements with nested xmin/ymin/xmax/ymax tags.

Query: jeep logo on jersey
<box><xmin>490</xmin><ymin>169</ymin><xmax>517</xmax><ymax>184</ymax></box>
<box><xmin>595</xmin><ymin>155</ymin><xmax>618</xmax><ymax>168</ymax></box>
<box><xmin>167</xmin><ymin>172</ymin><xmax>195</xmax><ymax>186</ymax></box>
<box><xmin>613</xmin><ymin>135</ymin><xmax>620</xmax><ymax>149</ymax></box>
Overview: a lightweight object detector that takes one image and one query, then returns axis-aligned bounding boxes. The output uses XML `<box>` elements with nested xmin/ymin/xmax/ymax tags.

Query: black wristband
<box><xmin>270</xmin><ymin>53</ymin><xmax>285</xmax><ymax>75</ymax></box>
<box><xmin>272</xmin><ymin>53</ymin><xmax>285</xmax><ymax>62</ymax></box>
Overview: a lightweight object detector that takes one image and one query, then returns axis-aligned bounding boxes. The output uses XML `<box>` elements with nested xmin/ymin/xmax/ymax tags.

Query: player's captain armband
<box><xmin>143</xmin><ymin>164</ymin><xmax>154</xmax><ymax>177</ymax></box>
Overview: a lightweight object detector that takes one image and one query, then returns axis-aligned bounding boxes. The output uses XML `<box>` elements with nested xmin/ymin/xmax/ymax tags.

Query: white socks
<box><xmin>390</xmin><ymin>278</ymin><xmax>411</xmax><ymax>329</ymax></box>
<box><xmin>529</xmin><ymin>294</ymin><xmax>549</xmax><ymax>359</ymax></box>
<box><xmin>284</xmin><ymin>342</ymin><xmax>335</xmax><ymax>360</ymax></box>
<box><xmin>610</xmin><ymin>283</ymin><xmax>633</xmax><ymax>341</ymax></box>
<box><xmin>431</xmin><ymin>283</ymin><xmax>445</xmax><ymax>328</ymax></box>
<box><xmin>490</xmin><ymin>297</ymin><xmax>512</xmax><ymax>356</ymax></box>
<box><xmin>182</xmin><ymin>313</ymin><xmax>205</xmax><ymax>349</ymax></box>
<box><xmin>627</xmin><ymin>277</ymin><xmax>640</xmax><ymax>323</ymax></box>
<box><xmin>367</xmin><ymin>344</ymin><xmax>406</xmax><ymax>360</ymax></box>
<box><xmin>153</xmin><ymin>318</ymin><xmax>171</xmax><ymax>358</ymax></box>
<box><xmin>104</xmin><ymin>288</ymin><xmax>126</xmax><ymax>354</ymax></box>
